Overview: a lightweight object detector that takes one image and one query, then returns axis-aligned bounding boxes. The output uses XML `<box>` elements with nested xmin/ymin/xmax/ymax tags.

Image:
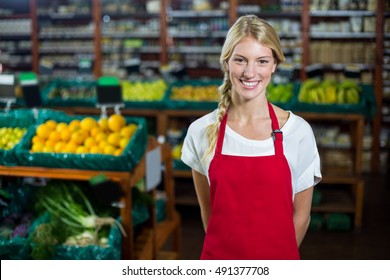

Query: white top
<box><xmin>181</xmin><ymin>109</ymin><xmax>322</xmax><ymax>196</ymax></box>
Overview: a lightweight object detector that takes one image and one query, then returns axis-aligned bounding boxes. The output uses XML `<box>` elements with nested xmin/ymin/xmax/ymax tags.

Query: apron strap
<box><xmin>215</xmin><ymin>103</ymin><xmax>284</xmax><ymax>156</ymax></box>
<box><xmin>215</xmin><ymin>112</ymin><xmax>228</xmax><ymax>155</ymax></box>
<box><xmin>267</xmin><ymin>102</ymin><xmax>284</xmax><ymax>156</ymax></box>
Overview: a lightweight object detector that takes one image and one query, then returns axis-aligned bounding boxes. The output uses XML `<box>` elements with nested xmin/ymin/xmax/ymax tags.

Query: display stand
<box><xmin>0</xmin><ymin>137</ymin><xmax>181</xmax><ymax>259</ymax></box>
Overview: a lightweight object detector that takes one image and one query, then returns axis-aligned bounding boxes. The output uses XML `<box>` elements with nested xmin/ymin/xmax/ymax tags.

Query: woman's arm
<box><xmin>192</xmin><ymin>169</ymin><xmax>211</xmax><ymax>232</ymax></box>
<box><xmin>293</xmin><ymin>186</ymin><xmax>314</xmax><ymax>247</ymax></box>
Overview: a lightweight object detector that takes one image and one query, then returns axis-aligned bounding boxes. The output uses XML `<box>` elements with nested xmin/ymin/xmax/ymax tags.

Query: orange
<box><xmin>60</xmin><ymin>128</ymin><xmax>71</xmax><ymax>142</ymax></box>
<box><xmin>75</xmin><ymin>146</ymin><xmax>88</xmax><ymax>154</ymax></box>
<box><xmin>95</xmin><ymin>132</ymin><xmax>107</xmax><ymax>143</ymax></box>
<box><xmin>31</xmin><ymin>142</ymin><xmax>44</xmax><ymax>153</ymax></box>
<box><xmin>70</xmin><ymin>130</ymin><xmax>88</xmax><ymax>145</ymax></box>
<box><xmin>90</xmin><ymin>126</ymin><xmax>102</xmax><ymax>137</ymax></box>
<box><xmin>55</xmin><ymin>122</ymin><xmax>68</xmax><ymax>133</ymax></box>
<box><xmin>45</xmin><ymin>120</ymin><xmax>57</xmax><ymax>130</ymax></box>
<box><xmin>107</xmin><ymin>114</ymin><xmax>126</xmax><ymax>132</ymax></box>
<box><xmin>54</xmin><ymin>141</ymin><xmax>66</xmax><ymax>153</ymax></box>
<box><xmin>119</xmin><ymin>137</ymin><xmax>130</xmax><ymax>149</ymax></box>
<box><xmin>98</xmin><ymin>117</ymin><xmax>109</xmax><ymax>131</ymax></box>
<box><xmin>48</xmin><ymin>131</ymin><xmax>61</xmax><ymax>142</ymax></box>
<box><xmin>107</xmin><ymin>132</ymin><xmax>121</xmax><ymax>147</ymax></box>
<box><xmin>32</xmin><ymin>135</ymin><xmax>43</xmax><ymax>144</ymax></box>
<box><xmin>63</xmin><ymin>142</ymin><xmax>77</xmax><ymax>153</ymax></box>
<box><xmin>98</xmin><ymin>140</ymin><xmax>108</xmax><ymax>150</ymax></box>
<box><xmin>80</xmin><ymin>117</ymin><xmax>97</xmax><ymax>132</ymax></box>
<box><xmin>89</xmin><ymin>145</ymin><xmax>103</xmax><ymax>154</ymax></box>
<box><xmin>84</xmin><ymin>137</ymin><xmax>97</xmax><ymax>149</ymax></box>
<box><xmin>44</xmin><ymin>139</ymin><xmax>56</xmax><ymax>150</ymax></box>
<box><xmin>114</xmin><ymin>148</ymin><xmax>123</xmax><ymax>156</ymax></box>
<box><xmin>68</xmin><ymin>119</ymin><xmax>81</xmax><ymax>132</ymax></box>
<box><xmin>36</xmin><ymin>124</ymin><xmax>51</xmax><ymax>139</ymax></box>
<box><xmin>42</xmin><ymin>145</ymin><xmax>54</xmax><ymax>153</ymax></box>
<box><xmin>103</xmin><ymin>144</ymin><xmax>116</xmax><ymax>155</ymax></box>
<box><xmin>120</xmin><ymin>124</ymin><xmax>137</xmax><ymax>138</ymax></box>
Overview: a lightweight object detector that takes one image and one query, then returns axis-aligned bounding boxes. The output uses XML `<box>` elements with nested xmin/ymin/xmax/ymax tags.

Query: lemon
<box><xmin>107</xmin><ymin>132</ymin><xmax>121</xmax><ymax>147</ymax></box>
<box><xmin>108</xmin><ymin>114</ymin><xmax>126</xmax><ymax>132</ymax></box>
<box><xmin>36</xmin><ymin>124</ymin><xmax>51</xmax><ymax>139</ymax></box>
<box><xmin>80</xmin><ymin>117</ymin><xmax>98</xmax><ymax>132</ymax></box>
<box><xmin>45</xmin><ymin>120</ymin><xmax>57</xmax><ymax>130</ymax></box>
<box><xmin>98</xmin><ymin>117</ymin><xmax>109</xmax><ymax>131</ymax></box>
<box><xmin>103</xmin><ymin>144</ymin><xmax>116</xmax><ymax>155</ymax></box>
<box><xmin>120</xmin><ymin>124</ymin><xmax>137</xmax><ymax>138</ymax></box>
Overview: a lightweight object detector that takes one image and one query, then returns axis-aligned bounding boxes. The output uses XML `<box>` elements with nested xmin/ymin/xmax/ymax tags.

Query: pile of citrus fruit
<box><xmin>0</xmin><ymin>127</ymin><xmax>27</xmax><ymax>150</ymax></box>
<box><xmin>30</xmin><ymin>114</ymin><xmax>138</xmax><ymax>156</ymax></box>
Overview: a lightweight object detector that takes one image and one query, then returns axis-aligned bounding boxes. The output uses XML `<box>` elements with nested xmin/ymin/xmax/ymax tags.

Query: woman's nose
<box><xmin>243</xmin><ymin>63</ymin><xmax>255</xmax><ymax>77</ymax></box>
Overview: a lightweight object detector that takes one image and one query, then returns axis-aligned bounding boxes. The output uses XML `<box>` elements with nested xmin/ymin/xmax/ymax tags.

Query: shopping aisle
<box><xmin>176</xmin><ymin>172</ymin><xmax>390</xmax><ymax>260</ymax></box>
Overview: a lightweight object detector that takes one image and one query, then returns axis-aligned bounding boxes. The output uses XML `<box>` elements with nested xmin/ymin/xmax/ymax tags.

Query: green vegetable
<box><xmin>30</xmin><ymin>181</ymin><xmax>125</xmax><ymax>259</ymax></box>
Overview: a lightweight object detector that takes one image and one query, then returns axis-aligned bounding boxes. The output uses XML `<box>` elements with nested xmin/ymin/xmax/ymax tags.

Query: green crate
<box><xmin>122</xmin><ymin>79</ymin><xmax>170</xmax><ymax>109</ymax></box>
<box><xmin>0</xmin><ymin>109</ymin><xmax>37</xmax><ymax>166</ymax></box>
<box><xmin>29</xmin><ymin>212</ymin><xmax>123</xmax><ymax>260</ymax></box>
<box><xmin>166</xmin><ymin>79</ymin><xmax>221</xmax><ymax>110</ymax></box>
<box><xmin>308</xmin><ymin>213</ymin><xmax>324</xmax><ymax>231</ymax></box>
<box><xmin>0</xmin><ymin>236</ymin><xmax>31</xmax><ymax>260</ymax></box>
<box><xmin>14</xmin><ymin>109</ymin><xmax>148</xmax><ymax>171</ymax></box>
<box><xmin>325</xmin><ymin>213</ymin><xmax>352</xmax><ymax>231</ymax></box>
<box><xmin>293</xmin><ymin>84</ymin><xmax>376</xmax><ymax>119</ymax></box>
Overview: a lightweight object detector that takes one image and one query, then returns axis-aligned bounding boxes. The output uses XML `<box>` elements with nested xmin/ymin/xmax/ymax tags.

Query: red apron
<box><xmin>200</xmin><ymin>102</ymin><xmax>299</xmax><ymax>260</ymax></box>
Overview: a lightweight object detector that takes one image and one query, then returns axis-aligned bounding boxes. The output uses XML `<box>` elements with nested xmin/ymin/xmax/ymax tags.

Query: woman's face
<box><xmin>227</xmin><ymin>36</ymin><xmax>277</xmax><ymax>103</ymax></box>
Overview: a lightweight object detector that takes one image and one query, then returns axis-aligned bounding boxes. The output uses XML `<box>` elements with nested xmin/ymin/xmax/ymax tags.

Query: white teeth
<box><xmin>242</xmin><ymin>81</ymin><xmax>258</xmax><ymax>87</ymax></box>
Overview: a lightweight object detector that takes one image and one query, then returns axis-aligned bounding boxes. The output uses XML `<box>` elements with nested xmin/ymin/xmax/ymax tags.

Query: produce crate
<box><xmin>173</xmin><ymin>159</ymin><xmax>191</xmax><ymax>171</ymax></box>
<box><xmin>293</xmin><ymin>84</ymin><xmax>376</xmax><ymax>119</ymax></box>
<box><xmin>0</xmin><ymin>236</ymin><xmax>31</xmax><ymax>260</ymax></box>
<box><xmin>165</xmin><ymin>79</ymin><xmax>221</xmax><ymax>110</ymax></box>
<box><xmin>29</xmin><ymin>212</ymin><xmax>123</xmax><ymax>260</ymax></box>
<box><xmin>15</xmin><ymin>109</ymin><xmax>148</xmax><ymax>171</ymax></box>
<box><xmin>41</xmin><ymin>79</ymin><xmax>97</xmax><ymax>107</ymax></box>
<box><xmin>0</xmin><ymin>109</ymin><xmax>36</xmax><ymax>166</ymax></box>
<box><xmin>122</xmin><ymin>79</ymin><xmax>170</xmax><ymax>109</ymax></box>
<box><xmin>0</xmin><ymin>184</ymin><xmax>36</xmax><ymax>260</ymax></box>
<box><xmin>268</xmin><ymin>82</ymin><xmax>300</xmax><ymax>111</ymax></box>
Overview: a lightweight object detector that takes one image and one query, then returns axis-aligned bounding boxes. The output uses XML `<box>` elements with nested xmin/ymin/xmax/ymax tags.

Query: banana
<box><xmin>325</xmin><ymin>85</ymin><xmax>337</xmax><ymax>104</ymax></box>
<box><xmin>299</xmin><ymin>79</ymin><xmax>321</xmax><ymax>102</ymax></box>
<box><xmin>346</xmin><ymin>88</ymin><xmax>360</xmax><ymax>104</ymax></box>
<box><xmin>336</xmin><ymin>88</ymin><xmax>346</xmax><ymax>104</ymax></box>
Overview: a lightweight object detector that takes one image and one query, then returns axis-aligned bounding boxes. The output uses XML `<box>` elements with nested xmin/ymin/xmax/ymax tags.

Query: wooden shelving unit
<box><xmin>0</xmin><ymin>137</ymin><xmax>181</xmax><ymax>259</ymax></box>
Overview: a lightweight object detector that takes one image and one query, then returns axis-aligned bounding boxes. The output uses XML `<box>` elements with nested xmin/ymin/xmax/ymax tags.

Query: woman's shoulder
<box><xmin>187</xmin><ymin>109</ymin><xmax>218</xmax><ymax>132</ymax></box>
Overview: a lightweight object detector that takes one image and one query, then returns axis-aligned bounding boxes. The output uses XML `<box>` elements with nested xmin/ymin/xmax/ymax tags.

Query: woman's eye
<box><xmin>259</xmin><ymin>59</ymin><xmax>269</xmax><ymax>64</ymax></box>
<box><xmin>233</xmin><ymin>58</ymin><xmax>245</xmax><ymax>64</ymax></box>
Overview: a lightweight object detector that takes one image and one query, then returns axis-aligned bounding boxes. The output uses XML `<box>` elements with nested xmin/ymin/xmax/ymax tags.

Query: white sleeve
<box><xmin>181</xmin><ymin>125</ymin><xmax>204</xmax><ymax>175</ymax></box>
<box><xmin>180</xmin><ymin>116</ymin><xmax>212</xmax><ymax>176</ymax></box>
<box><xmin>295</xmin><ymin>122</ymin><xmax>322</xmax><ymax>193</ymax></box>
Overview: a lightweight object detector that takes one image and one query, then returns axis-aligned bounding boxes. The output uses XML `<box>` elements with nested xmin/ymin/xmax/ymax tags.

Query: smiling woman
<box><xmin>181</xmin><ymin>15</ymin><xmax>322</xmax><ymax>260</ymax></box>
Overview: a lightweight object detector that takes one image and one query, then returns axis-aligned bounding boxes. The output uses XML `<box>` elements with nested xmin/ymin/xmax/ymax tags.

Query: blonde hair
<box><xmin>203</xmin><ymin>15</ymin><xmax>285</xmax><ymax>161</ymax></box>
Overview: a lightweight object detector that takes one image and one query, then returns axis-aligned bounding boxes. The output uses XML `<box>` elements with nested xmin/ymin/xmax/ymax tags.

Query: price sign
<box><xmin>78</xmin><ymin>59</ymin><xmax>92</xmax><ymax>74</ymax></box>
<box><xmin>39</xmin><ymin>59</ymin><xmax>54</xmax><ymax>75</ymax></box>
<box><xmin>96</xmin><ymin>76</ymin><xmax>123</xmax><ymax>107</ymax></box>
<box><xmin>344</xmin><ymin>64</ymin><xmax>362</xmax><ymax>80</ymax></box>
<box><xmin>0</xmin><ymin>74</ymin><xmax>16</xmax><ymax>111</ymax></box>
<box><xmin>305</xmin><ymin>64</ymin><xmax>324</xmax><ymax>79</ymax></box>
<box><xmin>0</xmin><ymin>74</ymin><xmax>16</xmax><ymax>99</ymax></box>
<box><xmin>19</xmin><ymin>72</ymin><xmax>42</xmax><ymax>108</ymax></box>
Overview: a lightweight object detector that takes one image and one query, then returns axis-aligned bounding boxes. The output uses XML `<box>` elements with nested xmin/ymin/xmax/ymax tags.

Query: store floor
<box><xmin>175</xmin><ymin>172</ymin><xmax>390</xmax><ymax>260</ymax></box>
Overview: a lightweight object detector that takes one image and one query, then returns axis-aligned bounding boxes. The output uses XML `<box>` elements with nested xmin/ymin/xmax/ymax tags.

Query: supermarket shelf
<box><xmin>311</xmin><ymin>190</ymin><xmax>355</xmax><ymax>213</ymax></box>
<box><xmin>168</xmin><ymin>10</ymin><xmax>227</xmax><ymax>18</ymax></box>
<box><xmin>310</xmin><ymin>32</ymin><xmax>376</xmax><ymax>39</ymax></box>
<box><xmin>310</xmin><ymin>10</ymin><xmax>376</xmax><ymax>17</ymax></box>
